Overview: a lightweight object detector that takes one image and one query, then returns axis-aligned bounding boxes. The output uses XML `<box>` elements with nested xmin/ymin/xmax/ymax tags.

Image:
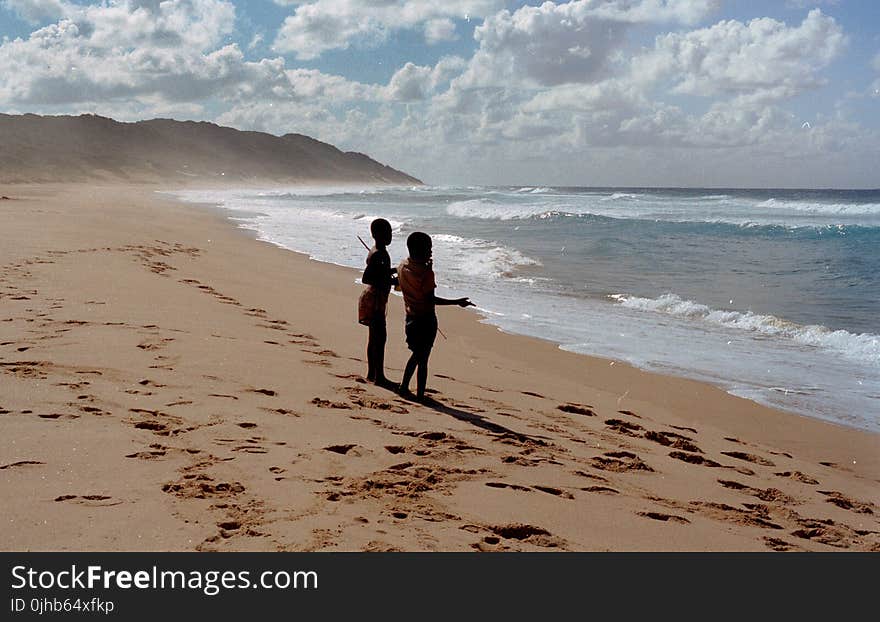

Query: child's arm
<box><xmin>362</xmin><ymin>250</ymin><xmax>383</xmax><ymax>286</ymax></box>
<box><xmin>434</xmin><ymin>295</ymin><xmax>474</xmax><ymax>307</ymax></box>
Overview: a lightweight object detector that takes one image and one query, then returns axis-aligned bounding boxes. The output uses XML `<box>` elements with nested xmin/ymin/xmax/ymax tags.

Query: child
<box><xmin>397</xmin><ymin>232</ymin><xmax>473</xmax><ymax>400</ymax></box>
<box><xmin>359</xmin><ymin>218</ymin><xmax>397</xmax><ymax>385</ymax></box>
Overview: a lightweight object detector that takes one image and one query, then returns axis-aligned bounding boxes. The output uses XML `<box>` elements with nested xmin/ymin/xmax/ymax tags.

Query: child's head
<box><xmin>370</xmin><ymin>218</ymin><xmax>392</xmax><ymax>246</ymax></box>
<box><xmin>406</xmin><ymin>231</ymin><xmax>432</xmax><ymax>261</ymax></box>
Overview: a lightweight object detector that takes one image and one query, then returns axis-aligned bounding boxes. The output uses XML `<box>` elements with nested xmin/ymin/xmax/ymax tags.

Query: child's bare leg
<box><xmin>415</xmin><ymin>351</ymin><xmax>430</xmax><ymax>399</ymax></box>
<box><xmin>400</xmin><ymin>352</ymin><xmax>418</xmax><ymax>394</ymax></box>
<box><xmin>367</xmin><ymin>320</ymin><xmax>387</xmax><ymax>383</ymax></box>
<box><xmin>366</xmin><ymin>325</ymin><xmax>376</xmax><ymax>381</ymax></box>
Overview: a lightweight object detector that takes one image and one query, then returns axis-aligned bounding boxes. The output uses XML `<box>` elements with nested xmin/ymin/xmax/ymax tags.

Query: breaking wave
<box><xmin>609</xmin><ymin>293</ymin><xmax>880</xmax><ymax>366</ymax></box>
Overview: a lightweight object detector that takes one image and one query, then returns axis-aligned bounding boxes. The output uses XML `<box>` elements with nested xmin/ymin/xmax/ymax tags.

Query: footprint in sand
<box><xmin>261</xmin><ymin>407</ymin><xmax>300</xmax><ymax>417</ymax></box>
<box><xmin>125</xmin><ymin>449</ymin><xmax>167</xmax><ymax>460</ymax></box>
<box><xmin>591</xmin><ymin>450</ymin><xmax>653</xmax><ymax>473</ymax></box>
<box><xmin>818</xmin><ymin>491</ymin><xmax>875</xmax><ymax>514</ymax></box>
<box><xmin>487</xmin><ymin>524</ymin><xmax>566</xmax><ymax>549</ymax></box>
<box><xmin>763</xmin><ymin>536</ymin><xmax>802</xmax><ymax>552</ymax></box>
<box><xmin>311</xmin><ymin>397</ymin><xmax>351</xmax><ymax>409</ymax></box>
<box><xmin>717</xmin><ymin>480</ymin><xmax>798</xmax><ymax>505</ymax></box>
<box><xmin>485</xmin><ymin>482</ymin><xmax>532</xmax><ymax>492</ymax></box>
<box><xmin>557</xmin><ymin>403</ymin><xmax>595</xmax><ymax>416</ymax></box>
<box><xmin>720</xmin><ymin>451</ymin><xmax>775</xmax><ymax>467</ymax></box>
<box><xmin>668</xmin><ymin>451</ymin><xmax>722</xmax><ymax>468</ymax></box>
<box><xmin>54</xmin><ymin>494</ymin><xmax>122</xmax><ymax>507</ymax></box>
<box><xmin>0</xmin><ymin>460</ymin><xmax>45</xmax><ymax>470</ymax></box>
<box><xmin>645</xmin><ymin>430</ymin><xmax>703</xmax><ymax>453</ymax></box>
<box><xmin>689</xmin><ymin>501</ymin><xmax>783</xmax><ymax>530</ymax></box>
<box><xmin>604</xmin><ymin>418</ymin><xmax>644</xmax><ymax>436</ymax></box>
<box><xmin>532</xmin><ymin>485</ymin><xmax>575</xmax><ymax>499</ymax></box>
<box><xmin>638</xmin><ymin>511</ymin><xmax>690</xmax><ymax>524</ymax></box>
<box><xmin>581</xmin><ymin>485</ymin><xmax>619</xmax><ymax>494</ymax></box>
<box><xmin>617</xmin><ymin>409</ymin><xmax>641</xmax><ymax>418</ymax></box>
<box><xmin>347</xmin><ymin>394</ymin><xmax>409</xmax><ymax>414</ymax></box>
<box><xmin>774</xmin><ymin>471</ymin><xmax>819</xmax><ymax>485</ymax></box>
<box><xmin>324</xmin><ymin>444</ymin><xmax>357</xmax><ymax>455</ymax></box>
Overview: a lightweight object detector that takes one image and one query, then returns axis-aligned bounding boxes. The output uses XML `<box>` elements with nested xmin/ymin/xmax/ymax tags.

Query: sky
<box><xmin>1</xmin><ymin>0</ymin><xmax>878</xmax><ymax>187</ymax></box>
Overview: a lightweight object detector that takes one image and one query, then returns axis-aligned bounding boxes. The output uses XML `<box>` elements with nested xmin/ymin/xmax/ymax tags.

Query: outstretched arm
<box><xmin>434</xmin><ymin>295</ymin><xmax>474</xmax><ymax>308</ymax></box>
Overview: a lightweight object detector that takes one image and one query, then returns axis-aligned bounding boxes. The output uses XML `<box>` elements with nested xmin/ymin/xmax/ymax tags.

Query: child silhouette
<box><xmin>359</xmin><ymin>218</ymin><xmax>397</xmax><ymax>386</ymax></box>
<box><xmin>396</xmin><ymin>232</ymin><xmax>473</xmax><ymax>401</ymax></box>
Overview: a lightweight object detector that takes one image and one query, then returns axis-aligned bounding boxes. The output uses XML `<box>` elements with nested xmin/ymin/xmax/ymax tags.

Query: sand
<box><xmin>1</xmin><ymin>184</ymin><xmax>877</xmax><ymax>552</ymax></box>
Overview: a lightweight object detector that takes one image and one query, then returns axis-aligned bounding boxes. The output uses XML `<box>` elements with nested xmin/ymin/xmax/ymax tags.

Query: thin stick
<box><xmin>438</xmin><ymin>326</ymin><xmax>447</xmax><ymax>340</ymax></box>
<box><xmin>357</xmin><ymin>235</ymin><xmax>370</xmax><ymax>251</ymax></box>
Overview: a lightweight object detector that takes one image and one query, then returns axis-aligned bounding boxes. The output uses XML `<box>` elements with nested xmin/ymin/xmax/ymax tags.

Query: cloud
<box><xmin>0</xmin><ymin>0</ymin><xmax>389</xmax><ymax>109</ymax></box>
<box><xmin>639</xmin><ymin>9</ymin><xmax>846</xmax><ymax>98</ymax></box>
<box><xmin>272</xmin><ymin>0</ymin><xmax>506</xmax><ymax>59</ymax></box>
<box><xmin>424</xmin><ymin>18</ymin><xmax>457</xmax><ymax>44</ymax></box>
<box><xmin>385</xmin><ymin>56</ymin><xmax>466</xmax><ymax>101</ymax></box>
<box><xmin>2</xmin><ymin>0</ymin><xmax>67</xmax><ymax>24</ymax></box>
<box><xmin>455</xmin><ymin>0</ymin><xmax>721</xmax><ymax>90</ymax></box>
<box><xmin>0</xmin><ymin>0</ymin><xmax>874</xmax><ymax>187</ymax></box>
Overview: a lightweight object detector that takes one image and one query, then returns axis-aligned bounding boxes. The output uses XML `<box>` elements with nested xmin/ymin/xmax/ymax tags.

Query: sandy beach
<box><xmin>1</xmin><ymin>184</ymin><xmax>878</xmax><ymax>552</ymax></box>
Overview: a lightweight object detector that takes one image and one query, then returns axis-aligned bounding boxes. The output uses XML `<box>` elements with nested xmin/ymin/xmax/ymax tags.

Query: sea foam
<box><xmin>609</xmin><ymin>293</ymin><xmax>880</xmax><ymax>366</ymax></box>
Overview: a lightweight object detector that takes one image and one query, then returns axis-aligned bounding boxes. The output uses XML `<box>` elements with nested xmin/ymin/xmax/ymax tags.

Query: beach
<box><xmin>1</xmin><ymin>184</ymin><xmax>878</xmax><ymax>552</ymax></box>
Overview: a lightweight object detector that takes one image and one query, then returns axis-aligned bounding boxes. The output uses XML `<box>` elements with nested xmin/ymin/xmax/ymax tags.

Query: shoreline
<box><xmin>170</xmin><ymin>185</ymin><xmax>877</xmax><ymax>435</ymax></box>
<box><xmin>1</xmin><ymin>183</ymin><xmax>877</xmax><ymax>551</ymax></box>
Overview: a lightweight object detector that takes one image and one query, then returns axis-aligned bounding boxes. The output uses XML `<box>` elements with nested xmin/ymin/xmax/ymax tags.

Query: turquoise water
<box><xmin>175</xmin><ymin>186</ymin><xmax>880</xmax><ymax>432</ymax></box>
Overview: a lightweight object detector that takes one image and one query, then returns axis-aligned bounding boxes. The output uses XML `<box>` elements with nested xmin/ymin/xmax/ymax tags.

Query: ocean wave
<box><xmin>757</xmin><ymin>198</ymin><xmax>880</xmax><ymax>215</ymax></box>
<box><xmin>433</xmin><ymin>233</ymin><xmax>541</xmax><ymax>279</ymax></box>
<box><xmin>445</xmin><ymin>198</ymin><xmax>546</xmax><ymax>220</ymax></box>
<box><xmin>601</xmin><ymin>192</ymin><xmax>642</xmax><ymax>201</ymax></box>
<box><xmin>609</xmin><ymin>293</ymin><xmax>880</xmax><ymax>366</ymax></box>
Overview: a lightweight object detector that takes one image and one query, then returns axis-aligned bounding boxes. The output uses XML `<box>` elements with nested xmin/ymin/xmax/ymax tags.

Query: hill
<box><xmin>0</xmin><ymin>114</ymin><xmax>421</xmax><ymax>185</ymax></box>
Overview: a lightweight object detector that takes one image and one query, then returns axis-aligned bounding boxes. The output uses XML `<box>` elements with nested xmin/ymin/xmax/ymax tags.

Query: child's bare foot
<box><xmin>398</xmin><ymin>386</ymin><xmax>416</xmax><ymax>401</ymax></box>
<box><xmin>373</xmin><ymin>376</ymin><xmax>396</xmax><ymax>389</ymax></box>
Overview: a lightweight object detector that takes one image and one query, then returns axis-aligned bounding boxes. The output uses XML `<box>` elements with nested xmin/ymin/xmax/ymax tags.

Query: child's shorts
<box><xmin>358</xmin><ymin>286</ymin><xmax>388</xmax><ymax>326</ymax></box>
<box><xmin>405</xmin><ymin>313</ymin><xmax>438</xmax><ymax>355</ymax></box>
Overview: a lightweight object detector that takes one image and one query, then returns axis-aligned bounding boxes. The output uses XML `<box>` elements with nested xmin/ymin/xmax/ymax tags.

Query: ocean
<box><xmin>173</xmin><ymin>186</ymin><xmax>880</xmax><ymax>433</ymax></box>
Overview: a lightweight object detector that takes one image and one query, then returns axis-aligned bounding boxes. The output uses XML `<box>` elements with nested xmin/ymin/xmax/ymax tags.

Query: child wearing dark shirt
<box><xmin>359</xmin><ymin>218</ymin><xmax>397</xmax><ymax>385</ymax></box>
<box><xmin>397</xmin><ymin>231</ymin><xmax>473</xmax><ymax>400</ymax></box>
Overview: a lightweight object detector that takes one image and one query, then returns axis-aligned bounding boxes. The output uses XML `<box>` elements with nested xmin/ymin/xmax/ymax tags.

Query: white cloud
<box><xmin>385</xmin><ymin>56</ymin><xmax>466</xmax><ymax>101</ymax></box>
<box><xmin>273</xmin><ymin>0</ymin><xmax>506</xmax><ymax>59</ymax></box>
<box><xmin>455</xmin><ymin>1</ymin><xmax>721</xmax><ymax>90</ymax></box>
<box><xmin>640</xmin><ymin>9</ymin><xmax>846</xmax><ymax>98</ymax></box>
<box><xmin>424</xmin><ymin>18</ymin><xmax>457</xmax><ymax>44</ymax></box>
<box><xmin>0</xmin><ymin>0</ymin><xmax>388</xmax><ymax>108</ymax></box>
<box><xmin>2</xmin><ymin>0</ymin><xmax>67</xmax><ymax>23</ymax></box>
<box><xmin>0</xmin><ymin>0</ymin><xmax>874</xmax><ymax>187</ymax></box>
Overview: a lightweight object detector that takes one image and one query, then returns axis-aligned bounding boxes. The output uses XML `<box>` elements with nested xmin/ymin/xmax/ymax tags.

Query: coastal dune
<box><xmin>0</xmin><ymin>114</ymin><xmax>421</xmax><ymax>185</ymax></box>
<box><xmin>1</xmin><ymin>184</ymin><xmax>878</xmax><ymax>551</ymax></box>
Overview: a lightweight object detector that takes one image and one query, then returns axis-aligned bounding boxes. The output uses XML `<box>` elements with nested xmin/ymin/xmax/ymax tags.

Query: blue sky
<box><xmin>1</xmin><ymin>1</ymin><xmax>878</xmax><ymax>187</ymax></box>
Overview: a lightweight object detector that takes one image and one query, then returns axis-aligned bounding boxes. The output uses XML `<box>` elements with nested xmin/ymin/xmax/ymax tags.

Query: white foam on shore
<box><xmin>609</xmin><ymin>293</ymin><xmax>880</xmax><ymax>366</ymax></box>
